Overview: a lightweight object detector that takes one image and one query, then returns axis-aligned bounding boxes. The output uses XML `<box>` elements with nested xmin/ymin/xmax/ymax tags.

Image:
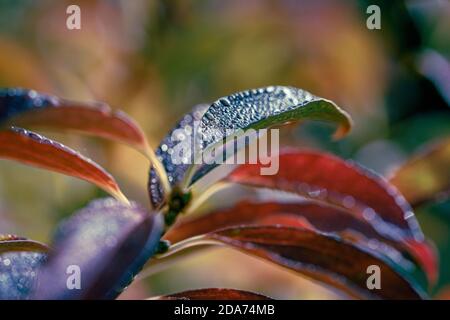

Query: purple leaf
<box><xmin>0</xmin><ymin>235</ymin><xmax>48</xmax><ymax>300</ymax></box>
<box><xmin>34</xmin><ymin>198</ymin><xmax>163</xmax><ymax>299</ymax></box>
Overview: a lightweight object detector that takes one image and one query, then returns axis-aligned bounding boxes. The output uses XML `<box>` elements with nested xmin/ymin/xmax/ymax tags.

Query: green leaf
<box><xmin>149</xmin><ymin>86</ymin><xmax>352</xmax><ymax>207</ymax></box>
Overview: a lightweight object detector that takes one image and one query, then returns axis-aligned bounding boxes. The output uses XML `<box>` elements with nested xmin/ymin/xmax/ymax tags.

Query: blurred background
<box><xmin>0</xmin><ymin>0</ymin><xmax>448</xmax><ymax>299</ymax></box>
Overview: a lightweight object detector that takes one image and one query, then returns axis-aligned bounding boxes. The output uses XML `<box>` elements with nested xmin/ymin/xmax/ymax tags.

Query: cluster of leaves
<box><xmin>0</xmin><ymin>86</ymin><xmax>446</xmax><ymax>300</ymax></box>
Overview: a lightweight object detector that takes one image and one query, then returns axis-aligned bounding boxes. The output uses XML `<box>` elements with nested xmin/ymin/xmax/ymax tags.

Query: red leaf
<box><xmin>254</xmin><ymin>213</ymin><xmax>316</xmax><ymax>230</ymax></box>
<box><xmin>1</xmin><ymin>88</ymin><xmax>150</xmax><ymax>154</ymax></box>
<box><xmin>227</xmin><ymin>150</ymin><xmax>418</xmax><ymax>237</ymax></box>
<box><xmin>225</xmin><ymin>149</ymin><xmax>437</xmax><ymax>283</ymax></box>
<box><xmin>165</xmin><ymin>201</ymin><xmax>429</xmax><ymax>282</ymax></box>
<box><xmin>157</xmin><ymin>288</ymin><xmax>271</xmax><ymax>300</ymax></box>
<box><xmin>0</xmin><ymin>128</ymin><xmax>127</xmax><ymax>203</ymax></box>
<box><xmin>404</xmin><ymin>239</ymin><xmax>439</xmax><ymax>287</ymax></box>
<box><xmin>165</xmin><ymin>201</ymin><xmax>381</xmax><ymax>244</ymax></box>
<box><xmin>206</xmin><ymin>226</ymin><xmax>425</xmax><ymax>299</ymax></box>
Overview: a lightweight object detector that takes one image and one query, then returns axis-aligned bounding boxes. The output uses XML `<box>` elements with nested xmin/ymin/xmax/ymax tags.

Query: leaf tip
<box><xmin>331</xmin><ymin>105</ymin><xmax>353</xmax><ymax>140</ymax></box>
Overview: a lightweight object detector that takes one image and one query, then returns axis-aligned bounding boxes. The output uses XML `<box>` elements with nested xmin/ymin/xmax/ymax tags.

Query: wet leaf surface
<box><xmin>0</xmin><ymin>236</ymin><xmax>48</xmax><ymax>300</ymax></box>
<box><xmin>199</xmin><ymin>86</ymin><xmax>351</xmax><ymax>148</ymax></box>
<box><xmin>0</xmin><ymin>127</ymin><xmax>127</xmax><ymax>202</ymax></box>
<box><xmin>148</xmin><ymin>104</ymin><xmax>208</xmax><ymax>208</ymax></box>
<box><xmin>191</xmin><ymin>86</ymin><xmax>352</xmax><ymax>186</ymax></box>
<box><xmin>149</xmin><ymin>86</ymin><xmax>352</xmax><ymax>208</ymax></box>
<box><xmin>33</xmin><ymin>198</ymin><xmax>163</xmax><ymax>299</ymax></box>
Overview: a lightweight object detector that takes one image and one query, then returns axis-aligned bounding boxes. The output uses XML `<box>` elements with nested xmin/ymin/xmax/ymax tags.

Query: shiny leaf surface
<box><xmin>149</xmin><ymin>86</ymin><xmax>352</xmax><ymax>207</ymax></box>
<box><xmin>148</xmin><ymin>104</ymin><xmax>208</xmax><ymax>208</ymax></box>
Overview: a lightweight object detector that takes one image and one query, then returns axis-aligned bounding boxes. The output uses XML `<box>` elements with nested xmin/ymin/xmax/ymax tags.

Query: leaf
<box><xmin>227</xmin><ymin>150</ymin><xmax>418</xmax><ymax>238</ymax></box>
<box><xmin>389</xmin><ymin>137</ymin><xmax>450</xmax><ymax>207</ymax></box>
<box><xmin>0</xmin><ymin>127</ymin><xmax>128</xmax><ymax>203</ymax></box>
<box><xmin>189</xmin><ymin>86</ymin><xmax>352</xmax><ymax>185</ymax></box>
<box><xmin>403</xmin><ymin>239</ymin><xmax>438</xmax><ymax>290</ymax></box>
<box><xmin>0</xmin><ymin>88</ymin><xmax>171</xmax><ymax>200</ymax></box>
<box><xmin>0</xmin><ymin>235</ymin><xmax>48</xmax><ymax>300</ymax></box>
<box><xmin>33</xmin><ymin>198</ymin><xmax>164</xmax><ymax>300</ymax></box>
<box><xmin>165</xmin><ymin>201</ymin><xmax>382</xmax><ymax>244</ymax></box>
<box><xmin>0</xmin><ymin>235</ymin><xmax>49</xmax><ymax>254</ymax></box>
<box><xmin>0</xmin><ymin>88</ymin><xmax>150</xmax><ymax>154</ymax></box>
<box><xmin>199</xmin><ymin>86</ymin><xmax>351</xmax><ymax>148</ymax></box>
<box><xmin>156</xmin><ymin>288</ymin><xmax>271</xmax><ymax>300</ymax></box>
<box><xmin>149</xmin><ymin>86</ymin><xmax>352</xmax><ymax>207</ymax></box>
<box><xmin>226</xmin><ymin>150</ymin><xmax>438</xmax><ymax>285</ymax></box>
<box><xmin>148</xmin><ymin>104</ymin><xmax>208</xmax><ymax>208</ymax></box>
<box><xmin>164</xmin><ymin>200</ymin><xmax>430</xmax><ymax>282</ymax></box>
<box><xmin>203</xmin><ymin>226</ymin><xmax>426</xmax><ymax>299</ymax></box>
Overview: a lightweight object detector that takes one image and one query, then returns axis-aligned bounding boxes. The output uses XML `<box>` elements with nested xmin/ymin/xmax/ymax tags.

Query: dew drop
<box><xmin>342</xmin><ymin>196</ymin><xmax>355</xmax><ymax>209</ymax></box>
<box><xmin>362</xmin><ymin>208</ymin><xmax>376</xmax><ymax>221</ymax></box>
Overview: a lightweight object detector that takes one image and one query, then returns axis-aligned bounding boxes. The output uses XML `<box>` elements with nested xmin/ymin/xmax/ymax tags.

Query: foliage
<box><xmin>0</xmin><ymin>85</ymin><xmax>446</xmax><ymax>300</ymax></box>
